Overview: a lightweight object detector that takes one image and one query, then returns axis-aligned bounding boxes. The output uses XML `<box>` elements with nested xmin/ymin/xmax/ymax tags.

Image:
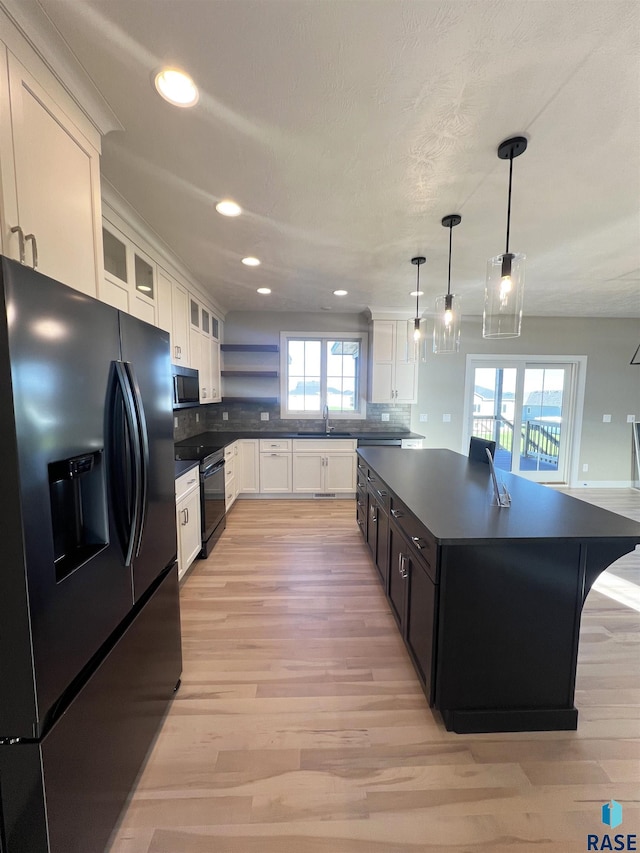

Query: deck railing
<box><xmin>472</xmin><ymin>416</ymin><xmax>560</xmax><ymax>463</ymax></box>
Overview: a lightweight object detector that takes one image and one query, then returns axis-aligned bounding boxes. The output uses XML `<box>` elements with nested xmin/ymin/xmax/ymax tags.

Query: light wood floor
<box><xmin>108</xmin><ymin>490</ymin><xmax>640</xmax><ymax>853</ymax></box>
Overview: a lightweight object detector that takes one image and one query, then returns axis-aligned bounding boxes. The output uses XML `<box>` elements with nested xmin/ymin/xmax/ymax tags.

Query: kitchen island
<box><xmin>357</xmin><ymin>447</ymin><xmax>640</xmax><ymax>733</ymax></box>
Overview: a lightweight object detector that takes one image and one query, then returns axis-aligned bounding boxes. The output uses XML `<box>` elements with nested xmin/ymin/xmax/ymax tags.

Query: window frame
<box><xmin>279</xmin><ymin>331</ymin><xmax>367</xmax><ymax>420</ymax></box>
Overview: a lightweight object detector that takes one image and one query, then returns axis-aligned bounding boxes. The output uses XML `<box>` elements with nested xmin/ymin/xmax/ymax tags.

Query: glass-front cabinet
<box><xmin>100</xmin><ymin>222</ymin><xmax>156</xmax><ymax>325</ymax></box>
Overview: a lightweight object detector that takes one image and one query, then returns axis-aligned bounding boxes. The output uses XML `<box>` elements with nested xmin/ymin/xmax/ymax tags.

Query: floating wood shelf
<box><xmin>220</xmin><ymin>344</ymin><xmax>279</xmax><ymax>352</ymax></box>
<box><xmin>222</xmin><ymin>396</ymin><xmax>279</xmax><ymax>404</ymax></box>
<box><xmin>220</xmin><ymin>370</ymin><xmax>279</xmax><ymax>378</ymax></box>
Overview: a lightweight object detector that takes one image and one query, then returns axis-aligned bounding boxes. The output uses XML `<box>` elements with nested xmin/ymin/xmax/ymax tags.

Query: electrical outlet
<box><xmin>443</xmin><ymin>414</ymin><xmax>451</xmax><ymax>423</ymax></box>
<box><xmin>173</xmin><ymin>416</ymin><xmax>178</xmax><ymax>429</ymax></box>
<box><xmin>195</xmin><ymin>412</ymin><xmax>199</xmax><ymax>423</ymax></box>
<box><xmin>223</xmin><ymin>411</ymin><xmax>229</xmax><ymax>421</ymax></box>
<box><xmin>602</xmin><ymin>414</ymin><xmax>611</xmax><ymax>423</ymax></box>
<box><xmin>419</xmin><ymin>414</ymin><xmax>428</xmax><ymax>423</ymax></box>
<box><xmin>381</xmin><ymin>412</ymin><xmax>390</xmax><ymax>422</ymax></box>
<box><xmin>582</xmin><ymin>463</ymin><xmax>589</xmax><ymax>472</ymax></box>
<box><xmin>627</xmin><ymin>414</ymin><xmax>636</xmax><ymax>423</ymax></box>
<box><xmin>260</xmin><ymin>412</ymin><xmax>269</xmax><ymax>421</ymax></box>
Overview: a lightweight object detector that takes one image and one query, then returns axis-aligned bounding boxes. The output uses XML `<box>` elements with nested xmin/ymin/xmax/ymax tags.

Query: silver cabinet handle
<box><xmin>25</xmin><ymin>233</ymin><xmax>38</xmax><ymax>269</ymax></box>
<box><xmin>398</xmin><ymin>554</ymin><xmax>408</xmax><ymax>579</ymax></box>
<box><xmin>411</xmin><ymin>536</ymin><xmax>426</xmax><ymax>549</ymax></box>
<box><xmin>367</xmin><ymin>475</ymin><xmax>375</xmax><ymax>482</ymax></box>
<box><xmin>376</xmin><ymin>489</ymin><xmax>387</xmax><ymax>498</ymax></box>
<box><xmin>202</xmin><ymin>389</ymin><xmax>207</xmax><ymax>398</ymax></box>
<box><xmin>370</xmin><ymin>505</ymin><xmax>377</xmax><ymax>522</ymax></box>
<box><xmin>181</xmin><ymin>508</ymin><xmax>188</xmax><ymax>525</ymax></box>
<box><xmin>187</xmin><ymin>478</ymin><xmax>196</xmax><ymax>485</ymax></box>
<box><xmin>10</xmin><ymin>225</ymin><xmax>25</xmax><ymax>263</ymax></box>
<box><xmin>174</xmin><ymin>345</ymin><xmax>180</xmax><ymax>359</ymax></box>
<box><xmin>357</xmin><ymin>480</ymin><xmax>365</xmax><ymax>488</ymax></box>
<box><xmin>357</xmin><ymin>499</ymin><xmax>364</xmax><ymax>508</ymax></box>
<box><xmin>391</xmin><ymin>509</ymin><xmax>404</xmax><ymax>518</ymax></box>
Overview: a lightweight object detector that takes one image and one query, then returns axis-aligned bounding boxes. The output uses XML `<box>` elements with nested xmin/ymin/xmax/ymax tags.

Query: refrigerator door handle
<box><xmin>122</xmin><ymin>362</ymin><xmax>150</xmax><ymax>559</ymax></box>
<box><xmin>112</xmin><ymin>361</ymin><xmax>143</xmax><ymax>567</ymax></box>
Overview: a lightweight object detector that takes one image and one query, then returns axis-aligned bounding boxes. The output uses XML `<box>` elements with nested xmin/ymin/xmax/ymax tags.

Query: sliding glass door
<box><xmin>465</xmin><ymin>358</ymin><xmax>579</xmax><ymax>483</ymax></box>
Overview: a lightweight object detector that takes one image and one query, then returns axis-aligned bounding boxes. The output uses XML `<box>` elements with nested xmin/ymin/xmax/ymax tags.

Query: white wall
<box><xmin>411</xmin><ymin>316</ymin><xmax>640</xmax><ymax>485</ymax></box>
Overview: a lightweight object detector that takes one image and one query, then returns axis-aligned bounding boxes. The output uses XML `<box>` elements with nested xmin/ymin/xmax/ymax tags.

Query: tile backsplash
<box><xmin>173</xmin><ymin>401</ymin><xmax>411</xmax><ymax>442</ymax></box>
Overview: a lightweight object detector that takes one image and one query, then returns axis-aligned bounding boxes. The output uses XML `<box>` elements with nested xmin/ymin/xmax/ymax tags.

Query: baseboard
<box><xmin>569</xmin><ymin>480</ymin><xmax>634</xmax><ymax>489</ymax></box>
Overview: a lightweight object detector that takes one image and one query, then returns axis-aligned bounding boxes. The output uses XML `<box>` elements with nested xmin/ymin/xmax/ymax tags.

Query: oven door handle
<box><xmin>202</xmin><ymin>460</ymin><xmax>225</xmax><ymax>478</ymax></box>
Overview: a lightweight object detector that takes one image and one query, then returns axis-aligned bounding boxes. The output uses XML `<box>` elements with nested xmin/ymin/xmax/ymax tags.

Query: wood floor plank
<box><xmin>108</xmin><ymin>491</ymin><xmax>640</xmax><ymax>852</ymax></box>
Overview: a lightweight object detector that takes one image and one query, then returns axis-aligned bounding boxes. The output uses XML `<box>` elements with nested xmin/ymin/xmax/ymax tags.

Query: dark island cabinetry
<box><xmin>356</xmin><ymin>448</ymin><xmax>640</xmax><ymax>734</ymax></box>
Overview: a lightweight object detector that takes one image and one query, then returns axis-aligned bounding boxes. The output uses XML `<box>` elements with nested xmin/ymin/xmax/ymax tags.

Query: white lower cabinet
<box><xmin>259</xmin><ymin>439</ymin><xmax>292</xmax><ymax>492</ymax></box>
<box><xmin>224</xmin><ymin>441</ymin><xmax>239</xmax><ymax>511</ymax></box>
<box><xmin>292</xmin><ymin>439</ymin><xmax>357</xmax><ymax>493</ymax></box>
<box><xmin>238</xmin><ymin>439</ymin><xmax>259</xmax><ymax>493</ymax></box>
<box><xmin>175</xmin><ymin>468</ymin><xmax>201</xmax><ymax>581</ymax></box>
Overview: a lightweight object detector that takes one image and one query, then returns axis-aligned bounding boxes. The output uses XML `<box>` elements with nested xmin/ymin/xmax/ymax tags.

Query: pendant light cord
<box><xmin>447</xmin><ymin>224</ymin><xmax>453</xmax><ymax>297</ymax></box>
<box><xmin>415</xmin><ymin>263</ymin><xmax>420</xmax><ymax>319</ymax></box>
<box><xmin>505</xmin><ymin>153</ymin><xmax>514</xmax><ymax>255</ymax></box>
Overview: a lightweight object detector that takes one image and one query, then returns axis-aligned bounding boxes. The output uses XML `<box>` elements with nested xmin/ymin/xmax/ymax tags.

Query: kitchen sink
<box><xmin>295</xmin><ymin>431</ymin><xmax>352</xmax><ymax>436</ymax></box>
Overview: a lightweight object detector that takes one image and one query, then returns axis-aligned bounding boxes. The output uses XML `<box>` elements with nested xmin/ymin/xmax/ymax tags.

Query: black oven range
<box><xmin>175</xmin><ymin>443</ymin><xmax>226</xmax><ymax>556</ymax></box>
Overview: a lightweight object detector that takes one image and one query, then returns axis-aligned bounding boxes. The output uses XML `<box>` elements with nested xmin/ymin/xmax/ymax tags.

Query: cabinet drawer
<box><xmin>389</xmin><ymin>497</ymin><xmax>437</xmax><ymax>580</ymax></box>
<box><xmin>224</xmin><ymin>442</ymin><xmax>237</xmax><ymax>460</ymax></box>
<box><xmin>175</xmin><ymin>467</ymin><xmax>200</xmax><ymax>501</ymax></box>
<box><xmin>259</xmin><ymin>438</ymin><xmax>292</xmax><ymax>452</ymax></box>
<box><xmin>368</xmin><ymin>481</ymin><xmax>389</xmax><ymax>513</ymax></box>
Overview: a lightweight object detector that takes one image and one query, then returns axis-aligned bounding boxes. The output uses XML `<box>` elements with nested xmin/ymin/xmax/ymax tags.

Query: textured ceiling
<box><xmin>36</xmin><ymin>0</ymin><xmax>640</xmax><ymax>318</ymax></box>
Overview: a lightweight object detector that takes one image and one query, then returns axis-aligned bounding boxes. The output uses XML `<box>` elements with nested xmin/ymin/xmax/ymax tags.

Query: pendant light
<box><xmin>433</xmin><ymin>214</ymin><xmax>462</xmax><ymax>354</ymax></box>
<box><xmin>411</xmin><ymin>256</ymin><xmax>426</xmax><ymax>358</ymax></box>
<box><xmin>483</xmin><ymin>136</ymin><xmax>528</xmax><ymax>339</ymax></box>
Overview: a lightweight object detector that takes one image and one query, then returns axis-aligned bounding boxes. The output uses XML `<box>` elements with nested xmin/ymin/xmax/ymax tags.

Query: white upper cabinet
<box><xmin>0</xmin><ymin>47</ymin><xmax>103</xmax><ymax>296</ymax></box>
<box><xmin>100</xmin><ymin>220</ymin><xmax>156</xmax><ymax>325</ymax></box>
<box><xmin>157</xmin><ymin>267</ymin><xmax>190</xmax><ymax>365</ymax></box>
<box><xmin>369</xmin><ymin>320</ymin><xmax>418</xmax><ymax>404</ymax></box>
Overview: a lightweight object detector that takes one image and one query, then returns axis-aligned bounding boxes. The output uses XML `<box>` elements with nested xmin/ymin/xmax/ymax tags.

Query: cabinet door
<box><xmin>177</xmin><ymin>487</ymin><xmax>202</xmax><ymax>580</ymax></box>
<box><xmin>3</xmin><ymin>52</ymin><xmax>101</xmax><ymax>296</ymax></box>
<box><xmin>366</xmin><ymin>491</ymin><xmax>378</xmax><ymax>562</ymax></box>
<box><xmin>238</xmin><ymin>440</ymin><xmax>259</xmax><ymax>493</ymax></box>
<box><xmin>198</xmin><ymin>333</ymin><xmax>212</xmax><ymax>403</ymax></box>
<box><xmin>388</xmin><ymin>521</ymin><xmax>408</xmax><ymax>630</ymax></box>
<box><xmin>259</xmin><ymin>453</ymin><xmax>292</xmax><ymax>492</ymax></box>
<box><xmin>210</xmin><ymin>339</ymin><xmax>221</xmax><ymax>402</ymax></box>
<box><xmin>158</xmin><ymin>268</ymin><xmax>189</xmax><ymax>364</ymax></box>
<box><xmin>394</xmin><ymin>360</ymin><xmax>418</xmax><ymax>404</ymax></box>
<box><xmin>325</xmin><ymin>452</ymin><xmax>356</xmax><ymax>492</ymax></box>
<box><xmin>405</xmin><ymin>553</ymin><xmax>437</xmax><ymax>700</ymax></box>
<box><xmin>172</xmin><ymin>281</ymin><xmax>190</xmax><ymax>365</ymax></box>
<box><xmin>292</xmin><ymin>452</ymin><xmax>324</xmax><ymax>492</ymax></box>
<box><xmin>376</xmin><ymin>507</ymin><xmax>389</xmax><ymax>591</ymax></box>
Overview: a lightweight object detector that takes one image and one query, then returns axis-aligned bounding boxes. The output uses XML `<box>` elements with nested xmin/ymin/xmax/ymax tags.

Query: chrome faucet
<box><xmin>323</xmin><ymin>404</ymin><xmax>333</xmax><ymax>434</ymax></box>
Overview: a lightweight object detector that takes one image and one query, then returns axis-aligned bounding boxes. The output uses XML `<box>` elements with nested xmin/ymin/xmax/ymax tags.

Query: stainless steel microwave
<box><xmin>172</xmin><ymin>365</ymin><xmax>199</xmax><ymax>409</ymax></box>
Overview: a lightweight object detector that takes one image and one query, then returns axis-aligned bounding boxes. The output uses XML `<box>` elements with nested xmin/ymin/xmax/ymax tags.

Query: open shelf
<box><xmin>220</xmin><ymin>370</ymin><xmax>279</xmax><ymax>378</ymax></box>
<box><xmin>220</xmin><ymin>344</ymin><xmax>279</xmax><ymax>352</ymax></box>
<box><xmin>222</xmin><ymin>397</ymin><xmax>279</xmax><ymax>404</ymax></box>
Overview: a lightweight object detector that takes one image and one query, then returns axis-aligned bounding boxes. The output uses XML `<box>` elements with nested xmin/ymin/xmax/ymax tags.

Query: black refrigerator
<box><xmin>0</xmin><ymin>257</ymin><xmax>182</xmax><ymax>852</ymax></box>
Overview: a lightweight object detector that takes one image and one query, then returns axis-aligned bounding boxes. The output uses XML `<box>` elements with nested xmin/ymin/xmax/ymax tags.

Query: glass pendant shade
<box><xmin>433</xmin><ymin>293</ymin><xmax>461</xmax><ymax>353</ymax></box>
<box><xmin>482</xmin><ymin>252</ymin><xmax>525</xmax><ymax>338</ymax></box>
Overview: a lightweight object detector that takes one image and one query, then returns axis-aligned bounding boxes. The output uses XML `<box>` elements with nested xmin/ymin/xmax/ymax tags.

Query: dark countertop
<box><xmin>175</xmin><ymin>459</ymin><xmax>199</xmax><ymax>478</ymax></box>
<box><xmin>358</xmin><ymin>447</ymin><xmax>640</xmax><ymax>546</ymax></box>
<box><xmin>175</xmin><ymin>430</ymin><xmax>425</xmax><ymax>449</ymax></box>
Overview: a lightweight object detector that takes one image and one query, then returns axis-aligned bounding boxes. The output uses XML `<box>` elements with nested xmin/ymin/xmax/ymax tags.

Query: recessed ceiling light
<box><xmin>154</xmin><ymin>67</ymin><xmax>199</xmax><ymax>107</ymax></box>
<box><xmin>257</xmin><ymin>287</ymin><xmax>271</xmax><ymax>295</ymax></box>
<box><xmin>333</xmin><ymin>289</ymin><xmax>348</xmax><ymax>296</ymax></box>
<box><xmin>215</xmin><ymin>199</ymin><xmax>242</xmax><ymax>217</ymax></box>
<box><xmin>409</xmin><ymin>290</ymin><xmax>424</xmax><ymax>297</ymax></box>
<box><xmin>242</xmin><ymin>257</ymin><xmax>261</xmax><ymax>266</ymax></box>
